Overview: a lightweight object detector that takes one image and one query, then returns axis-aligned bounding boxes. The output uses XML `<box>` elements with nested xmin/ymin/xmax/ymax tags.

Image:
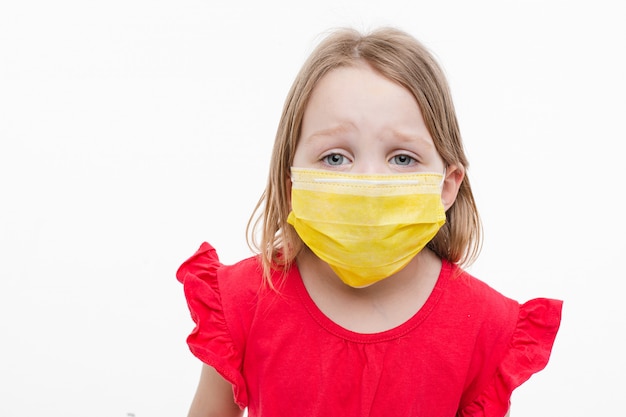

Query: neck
<box><xmin>298</xmin><ymin>246</ymin><xmax>441</xmax><ymax>295</ymax></box>
<box><xmin>296</xmin><ymin>246</ymin><xmax>443</xmax><ymax>333</ymax></box>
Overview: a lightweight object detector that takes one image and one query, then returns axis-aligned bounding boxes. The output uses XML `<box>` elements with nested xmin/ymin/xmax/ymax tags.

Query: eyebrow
<box><xmin>390</xmin><ymin>128</ymin><xmax>435</xmax><ymax>149</ymax></box>
<box><xmin>301</xmin><ymin>122</ymin><xmax>435</xmax><ymax>150</ymax></box>
<box><xmin>302</xmin><ymin>122</ymin><xmax>356</xmax><ymax>143</ymax></box>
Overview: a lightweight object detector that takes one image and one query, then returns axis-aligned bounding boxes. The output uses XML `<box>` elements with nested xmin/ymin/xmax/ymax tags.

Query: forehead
<box><xmin>309</xmin><ymin>62</ymin><xmax>414</xmax><ymax>106</ymax></box>
<box><xmin>299</xmin><ymin>63</ymin><xmax>428</xmax><ymax>140</ymax></box>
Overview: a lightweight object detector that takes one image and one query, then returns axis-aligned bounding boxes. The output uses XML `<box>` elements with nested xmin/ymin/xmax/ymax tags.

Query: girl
<box><xmin>177</xmin><ymin>27</ymin><xmax>562</xmax><ymax>417</ymax></box>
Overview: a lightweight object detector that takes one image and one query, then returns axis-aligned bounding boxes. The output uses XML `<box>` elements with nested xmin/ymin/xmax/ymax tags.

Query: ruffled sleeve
<box><xmin>176</xmin><ymin>242</ymin><xmax>248</xmax><ymax>408</ymax></box>
<box><xmin>458</xmin><ymin>298</ymin><xmax>563</xmax><ymax>417</ymax></box>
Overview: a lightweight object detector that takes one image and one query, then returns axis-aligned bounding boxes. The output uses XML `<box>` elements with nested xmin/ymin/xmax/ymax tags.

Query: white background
<box><xmin>1</xmin><ymin>1</ymin><xmax>624</xmax><ymax>416</ymax></box>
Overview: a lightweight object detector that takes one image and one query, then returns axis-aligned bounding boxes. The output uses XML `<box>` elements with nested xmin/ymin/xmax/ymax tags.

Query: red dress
<box><xmin>177</xmin><ymin>242</ymin><xmax>562</xmax><ymax>417</ymax></box>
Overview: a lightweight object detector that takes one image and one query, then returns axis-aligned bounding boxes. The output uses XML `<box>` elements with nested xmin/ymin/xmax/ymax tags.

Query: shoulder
<box><xmin>442</xmin><ymin>264</ymin><xmax>561</xmax><ymax>341</ymax></box>
<box><xmin>176</xmin><ymin>242</ymin><xmax>265</xmax><ymax>408</ymax></box>
<box><xmin>176</xmin><ymin>242</ymin><xmax>267</xmax><ymax>344</ymax></box>
<box><xmin>440</xmin><ymin>262</ymin><xmax>520</xmax><ymax>324</ymax></box>
<box><xmin>441</xmin><ymin>263</ymin><xmax>563</xmax><ymax>416</ymax></box>
<box><xmin>176</xmin><ymin>242</ymin><xmax>264</xmax><ymax>298</ymax></box>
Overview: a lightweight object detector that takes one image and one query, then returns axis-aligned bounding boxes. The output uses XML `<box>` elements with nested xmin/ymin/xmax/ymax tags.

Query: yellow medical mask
<box><xmin>287</xmin><ymin>167</ymin><xmax>446</xmax><ymax>288</ymax></box>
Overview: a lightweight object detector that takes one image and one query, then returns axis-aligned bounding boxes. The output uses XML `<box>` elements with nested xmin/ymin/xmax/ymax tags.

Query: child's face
<box><xmin>293</xmin><ymin>62</ymin><xmax>446</xmax><ymax>175</ymax></box>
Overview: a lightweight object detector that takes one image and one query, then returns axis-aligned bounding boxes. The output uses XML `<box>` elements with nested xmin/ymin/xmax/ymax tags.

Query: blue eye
<box><xmin>390</xmin><ymin>154</ymin><xmax>415</xmax><ymax>166</ymax></box>
<box><xmin>323</xmin><ymin>153</ymin><xmax>348</xmax><ymax>166</ymax></box>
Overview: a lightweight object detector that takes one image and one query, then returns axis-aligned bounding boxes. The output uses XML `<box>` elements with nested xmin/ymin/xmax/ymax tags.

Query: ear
<box><xmin>441</xmin><ymin>164</ymin><xmax>464</xmax><ymax>211</ymax></box>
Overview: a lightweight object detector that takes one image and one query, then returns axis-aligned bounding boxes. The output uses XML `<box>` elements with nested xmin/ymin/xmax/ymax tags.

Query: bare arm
<box><xmin>187</xmin><ymin>364</ymin><xmax>244</xmax><ymax>417</ymax></box>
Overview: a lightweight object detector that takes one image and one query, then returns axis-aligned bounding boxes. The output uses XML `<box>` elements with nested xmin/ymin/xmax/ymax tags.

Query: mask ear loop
<box><xmin>439</xmin><ymin>166</ymin><xmax>447</xmax><ymax>189</ymax></box>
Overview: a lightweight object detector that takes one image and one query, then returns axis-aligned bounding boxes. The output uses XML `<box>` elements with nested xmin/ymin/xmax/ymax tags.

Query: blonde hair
<box><xmin>247</xmin><ymin>27</ymin><xmax>482</xmax><ymax>284</ymax></box>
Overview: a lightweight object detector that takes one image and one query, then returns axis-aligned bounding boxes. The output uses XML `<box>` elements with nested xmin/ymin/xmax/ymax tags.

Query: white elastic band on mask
<box><xmin>290</xmin><ymin>167</ymin><xmax>448</xmax><ymax>187</ymax></box>
<box><xmin>313</xmin><ymin>178</ymin><xmax>424</xmax><ymax>185</ymax></box>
